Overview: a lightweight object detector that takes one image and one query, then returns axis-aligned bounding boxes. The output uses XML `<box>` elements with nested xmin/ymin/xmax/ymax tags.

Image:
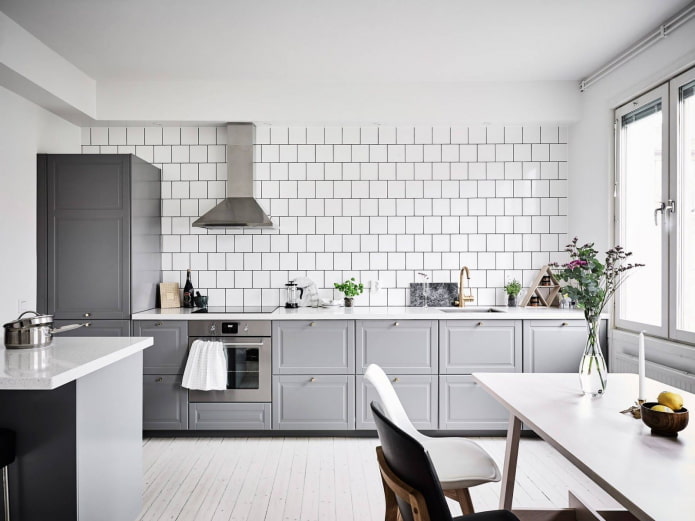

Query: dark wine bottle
<box><xmin>183</xmin><ymin>269</ymin><xmax>194</xmax><ymax>308</ymax></box>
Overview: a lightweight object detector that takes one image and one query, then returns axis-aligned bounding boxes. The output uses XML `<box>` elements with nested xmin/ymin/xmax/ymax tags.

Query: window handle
<box><xmin>654</xmin><ymin>200</ymin><xmax>676</xmax><ymax>225</ymax></box>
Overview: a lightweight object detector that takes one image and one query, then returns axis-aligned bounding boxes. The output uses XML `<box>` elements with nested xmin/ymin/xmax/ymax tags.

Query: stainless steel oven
<box><xmin>187</xmin><ymin>320</ymin><xmax>271</xmax><ymax>402</ymax></box>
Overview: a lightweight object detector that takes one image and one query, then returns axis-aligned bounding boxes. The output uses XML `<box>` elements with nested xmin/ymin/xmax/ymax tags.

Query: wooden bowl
<box><xmin>641</xmin><ymin>402</ymin><xmax>689</xmax><ymax>437</ymax></box>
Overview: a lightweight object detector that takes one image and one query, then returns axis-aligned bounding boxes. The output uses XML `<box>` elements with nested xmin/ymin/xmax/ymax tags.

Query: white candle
<box><xmin>638</xmin><ymin>331</ymin><xmax>645</xmax><ymax>401</ymax></box>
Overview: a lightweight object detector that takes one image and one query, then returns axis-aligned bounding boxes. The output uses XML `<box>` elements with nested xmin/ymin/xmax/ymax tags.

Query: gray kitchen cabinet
<box><xmin>523</xmin><ymin>319</ymin><xmax>608</xmax><ymax>373</ymax></box>
<box><xmin>356</xmin><ymin>374</ymin><xmax>438</xmax><ymax>430</ymax></box>
<box><xmin>189</xmin><ymin>403</ymin><xmax>271</xmax><ymax>430</ymax></box>
<box><xmin>54</xmin><ymin>319</ymin><xmax>131</xmax><ymax>337</ymax></box>
<box><xmin>272</xmin><ymin>375</ymin><xmax>355</xmax><ymax>430</ymax></box>
<box><xmin>355</xmin><ymin>320</ymin><xmax>438</xmax><ymax>374</ymax></box>
<box><xmin>135</xmin><ymin>320</ymin><xmax>188</xmax><ymax>374</ymax></box>
<box><xmin>439</xmin><ymin>320</ymin><xmax>521</xmax><ymax>374</ymax></box>
<box><xmin>37</xmin><ymin>154</ymin><xmax>161</xmax><ymax>321</ymax></box>
<box><xmin>272</xmin><ymin>320</ymin><xmax>355</xmax><ymax>374</ymax></box>
<box><xmin>439</xmin><ymin>375</ymin><xmax>510</xmax><ymax>430</ymax></box>
<box><xmin>143</xmin><ymin>375</ymin><xmax>188</xmax><ymax>430</ymax></box>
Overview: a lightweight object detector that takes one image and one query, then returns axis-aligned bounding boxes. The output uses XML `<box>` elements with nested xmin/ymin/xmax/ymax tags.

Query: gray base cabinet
<box><xmin>356</xmin><ymin>374</ymin><xmax>437</xmax><ymax>430</ymax></box>
<box><xmin>143</xmin><ymin>375</ymin><xmax>188</xmax><ymax>430</ymax></box>
<box><xmin>272</xmin><ymin>375</ymin><xmax>355</xmax><ymax>430</ymax></box>
<box><xmin>136</xmin><ymin>320</ymin><xmax>188</xmax><ymax>374</ymax></box>
<box><xmin>356</xmin><ymin>320</ymin><xmax>438</xmax><ymax>374</ymax></box>
<box><xmin>189</xmin><ymin>403</ymin><xmax>271</xmax><ymax>430</ymax></box>
<box><xmin>439</xmin><ymin>375</ymin><xmax>510</xmax><ymax>430</ymax></box>
<box><xmin>523</xmin><ymin>319</ymin><xmax>608</xmax><ymax>373</ymax></box>
<box><xmin>273</xmin><ymin>320</ymin><xmax>355</xmax><ymax>374</ymax></box>
<box><xmin>440</xmin><ymin>320</ymin><xmax>521</xmax><ymax>373</ymax></box>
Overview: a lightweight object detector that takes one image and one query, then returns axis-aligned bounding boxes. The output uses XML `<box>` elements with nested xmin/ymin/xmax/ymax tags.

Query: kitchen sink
<box><xmin>439</xmin><ymin>307</ymin><xmax>507</xmax><ymax>313</ymax></box>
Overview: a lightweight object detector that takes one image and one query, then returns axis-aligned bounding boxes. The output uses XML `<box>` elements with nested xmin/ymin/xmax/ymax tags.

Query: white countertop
<box><xmin>132</xmin><ymin>306</ymin><xmax>593</xmax><ymax>321</ymax></box>
<box><xmin>0</xmin><ymin>336</ymin><xmax>153</xmax><ymax>390</ymax></box>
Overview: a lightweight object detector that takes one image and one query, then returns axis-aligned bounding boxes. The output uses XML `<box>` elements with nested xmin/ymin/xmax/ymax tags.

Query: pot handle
<box><xmin>17</xmin><ymin>310</ymin><xmax>42</xmax><ymax>320</ymax></box>
<box><xmin>52</xmin><ymin>323</ymin><xmax>87</xmax><ymax>334</ymax></box>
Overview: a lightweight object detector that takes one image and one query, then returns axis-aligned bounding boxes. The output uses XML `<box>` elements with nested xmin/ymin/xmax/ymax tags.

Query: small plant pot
<box><xmin>507</xmin><ymin>295</ymin><xmax>518</xmax><ymax>307</ymax></box>
<box><xmin>344</xmin><ymin>297</ymin><xmax>354</xmax><ymax>307</ymax></box>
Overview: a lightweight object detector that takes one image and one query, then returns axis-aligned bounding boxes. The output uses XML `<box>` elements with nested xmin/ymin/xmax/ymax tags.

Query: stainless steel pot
<box><xmin>3</xmin><ymin>311</ymin><xmax>86</xmax><ymax>349</ymax></box>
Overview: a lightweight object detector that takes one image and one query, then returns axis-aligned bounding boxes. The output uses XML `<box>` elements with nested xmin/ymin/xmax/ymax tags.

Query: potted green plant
<box><xmin>333</xmin><ymin>278</ymin><xmax>364</xmax><ymax>307</ymax></box>
<box><xmin>504</xmin><ymin>279</ymin><xmax>522</xmax><ymax>307</ymax></box>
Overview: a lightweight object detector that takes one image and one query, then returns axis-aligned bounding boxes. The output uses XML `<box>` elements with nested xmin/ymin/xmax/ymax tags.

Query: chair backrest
<box><xmin>371</xmin><ymin>401</ymin><xmax>453</xmax><ymax>521</ymax></box>
<box><xmin>364</xmin><ymin>364</ymin><xmax>423</xmax><ymax>441</ymax></box>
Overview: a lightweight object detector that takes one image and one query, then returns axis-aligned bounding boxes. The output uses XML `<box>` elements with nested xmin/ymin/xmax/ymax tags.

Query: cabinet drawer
<box><xmin>189</xmin><ymin>403</ymin><xmax>271</xmax><ymax>430</ymax></box>
<box><xmin>439</xmin><ymin>319</ymin><xmax>521</xmax><ymax>374</ymax></box>
<box><xmin>356</xmin><ymin>320</ymin><xmax>438</xmax><ymax>374</ymax></box>
<box><xmin>143</xmin><ymin>375</ymin><xmax>188</xmax><ymax>430</ymax></box>
<box><xmin>356</xmin><ymin>374</ymin><xmax>438</xmax><ymax>430</ymax></box>
<box><xmin>272</xmin><ymin>375</ymin><xmax>355</xmax><ymax>430</ymax></box>
<box><xmin>272</xmin><ymin>320</ymin><xmax>355</xmax><ymax>374</ymax></box>
<box><xmin>439</xmin><ymin>375</ymin><xmax>509</xmax><ymax>430</ymax></box>
<box><xmin>523</xmin><ymin>319</ymin><xmax>607</xmax><ymax>373</ymax></box>
<box><xmin>135</xmin><ymin>320</ymin><xmax>188</xmax><ymax>374</ymax></box>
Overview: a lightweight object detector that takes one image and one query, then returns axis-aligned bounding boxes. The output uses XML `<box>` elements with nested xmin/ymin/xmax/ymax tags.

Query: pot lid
<box><xmin>3</xmin><ymin>311</ymin><xmax>53</xmax><ymax>329</ymax></box>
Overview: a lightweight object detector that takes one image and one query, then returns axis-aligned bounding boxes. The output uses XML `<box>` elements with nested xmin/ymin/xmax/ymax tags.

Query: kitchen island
<box><xmin>0</xmin><ymin>336</ymin><xmax>153</xmax><ymax>521</ymax></box>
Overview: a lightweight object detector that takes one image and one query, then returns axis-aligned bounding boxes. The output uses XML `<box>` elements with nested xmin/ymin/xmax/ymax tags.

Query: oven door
<box><xmin>188</xmin><ymin>336</ymin><xmax>271</xmax><ymax>402</ymax></box>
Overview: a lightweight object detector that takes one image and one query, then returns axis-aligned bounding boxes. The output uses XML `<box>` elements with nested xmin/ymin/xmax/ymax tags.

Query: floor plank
<box><xmin>138</xmin><ymin>436</ymin><xmax>621</xmax><ymax>521</ymax></box>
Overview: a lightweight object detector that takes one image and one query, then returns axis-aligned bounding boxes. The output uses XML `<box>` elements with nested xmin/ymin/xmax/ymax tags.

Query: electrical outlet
<box><xmin>370</xmin><ymin>280</ymin><xmax>382</xmax><ymax>294</ymax></box>
<box><xmin>17</xmin><ymin>299</ymin><xmax>29</xmax><ymax>313</ymax></box>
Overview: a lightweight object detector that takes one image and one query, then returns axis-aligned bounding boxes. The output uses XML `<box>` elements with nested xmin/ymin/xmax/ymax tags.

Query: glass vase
<box><xmin>579</xmin><ymin>315</ymin><xmax>607</xmax><ymax>396</ymax></box>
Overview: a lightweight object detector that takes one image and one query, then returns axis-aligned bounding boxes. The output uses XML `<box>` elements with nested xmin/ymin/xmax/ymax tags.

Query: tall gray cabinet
<box><xmin>37</xmin><ymin>154</ymin><xmax>161</xmax><ymax>334</ymax></box>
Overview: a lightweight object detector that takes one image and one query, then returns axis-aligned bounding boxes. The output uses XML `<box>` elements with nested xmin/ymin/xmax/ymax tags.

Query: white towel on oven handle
<box><xmin>182</xmin><ymin>340</ymin><xmax>227</xmax><ymax>390</ymax></box>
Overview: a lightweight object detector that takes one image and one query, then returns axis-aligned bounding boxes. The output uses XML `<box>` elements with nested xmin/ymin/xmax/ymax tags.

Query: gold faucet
<box><xmin>456</xmin><ymin>266</ymin><xmax>475</xmax><ymax>307</ymax></box>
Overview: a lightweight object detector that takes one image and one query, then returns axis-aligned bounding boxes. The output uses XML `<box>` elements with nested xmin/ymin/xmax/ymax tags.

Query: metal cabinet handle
<box><xmin>393</xmin><ymin>377</ymin><xmax>400</xmax><ymax>383</ymax></box>
<box><xmin>155</xmin><ymin>377</ymin><xmax>163</xmax><ymax>383</ymax></box>
<box><xmin>155</xmin><ymin>321</ymin><xmax>163</xmax><ymax>326</ymax></box>
<box><xmin>561</xmin><ymin>322</ymin><xmax>569</xmax><ymax>327</ymax></box>
<box><xmin>310</xmin><ymin>377</ymin><xmax>316</xmax><ymax>383</ymax></box>
<box><xmin>394</xmin><ymin>322</ymin><xmax>400</xmax><ymax>326</ymax></box>
<box><xmin>83</xmin><ymin>322</ymin><xmax>91</xmax><ymax>327</ymax></box>
<box><xmin>477</xmin><ymin>321</ymin><xmax>483</xmax><ymax>326</ymax></box>
<box><xmin>84</xmin><ymin>312</ymin><xmax>91</xmax><ymax>317</ymax></box>
<box><xmin>310</xmin><ymin>322</ymin><xmax>316</xmax><ymax>327</ymax></box>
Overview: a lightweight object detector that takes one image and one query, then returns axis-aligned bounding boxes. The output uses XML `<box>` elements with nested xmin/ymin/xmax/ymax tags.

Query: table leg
<box><xmin>499</xmin><ymin>414</ymin><xmax>522</xmax><ymax>510</ymax></box>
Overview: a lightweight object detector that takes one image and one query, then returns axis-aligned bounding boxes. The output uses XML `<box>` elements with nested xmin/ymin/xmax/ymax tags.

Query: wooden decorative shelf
<box><xmin>520</xmin><ymin>265</ymin><xmax>561</xmax><ymax>308</ymax></box>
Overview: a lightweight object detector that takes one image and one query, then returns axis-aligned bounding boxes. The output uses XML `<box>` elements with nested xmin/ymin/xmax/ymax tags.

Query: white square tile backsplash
<box><xmin>82</xmin><ymin>124</ymin><xmax>568</xmax><ymax>307</ymax></box>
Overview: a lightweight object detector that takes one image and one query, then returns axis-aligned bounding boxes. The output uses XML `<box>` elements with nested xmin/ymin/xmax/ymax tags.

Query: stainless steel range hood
<box><xmin>193</xmin><ymin>123</ymin><xmax>272</xmax><ymax>228</ymax></box>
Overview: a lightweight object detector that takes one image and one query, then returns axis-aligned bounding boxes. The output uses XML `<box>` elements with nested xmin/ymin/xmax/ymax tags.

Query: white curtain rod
<box><xmin>579</xmin><ymin>2</ymin><xmax>695</xmax><ymax>92</ymax></box>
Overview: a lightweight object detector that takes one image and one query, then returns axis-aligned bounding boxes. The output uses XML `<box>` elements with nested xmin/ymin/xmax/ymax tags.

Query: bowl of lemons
<box><xmin>641</xmin><ymin>391</ymin><xmax>689</xmax><ymax>437</ymax></box>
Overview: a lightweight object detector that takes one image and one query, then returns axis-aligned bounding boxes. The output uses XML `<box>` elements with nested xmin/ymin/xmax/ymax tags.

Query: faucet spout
<box><xmin>457</xmin><ymin>266</ymin><xmax>475</xmax><ymax>307</ymax></box>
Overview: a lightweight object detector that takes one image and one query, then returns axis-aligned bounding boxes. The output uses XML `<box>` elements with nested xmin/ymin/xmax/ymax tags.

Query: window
<box><xmin>615</xmin><ymin>67</ymin><xmax>695</xmax><ymax>344</ymax></box>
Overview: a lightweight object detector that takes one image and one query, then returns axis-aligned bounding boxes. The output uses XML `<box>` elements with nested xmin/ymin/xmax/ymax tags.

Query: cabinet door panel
<box><xmin>439</xmin><ymin>375</ymin><xmax>509</xmax><ymax>430</ymax></box>
<box><xmin>356</xmin><ymin>374</ymin><xmax>438</xmax><ymax>430</ymax></box>
<box><xmin>272</xmin><ymin>375</ymin><xmax>355</xmax><ymax>430</ymax></box>
<box><xmin>523</xmin><ymin>319</ymin><xmax>608</xmax><ymax>372</ymax></box>
<box><xmin>54</xmin><ymin>319</ymin><xmax>130</xmax><ymax>337</ymax></box>
<box><xmin>189</xmin><ymin>403</ymin><xmax>271</xmax><ymax>430</ymax></box>
<box><xmin>356</xmin><ymin>320</ymin><xmax>438</xmax><ymax>374</ymax></box>
<box><xmin>439</xmin><ymin>320</ymin><xmax>521</xmax><ymax>373</ymax></box>
<box><xmin>143</xmin><ymin>375</ymin><xmax>188</xmax><ymax>430</ymax></box>
<box><xmin>135</xmin><ymin>320</ymin><xmax>188</xmax><ymax>374</ymax></box>
<box><xmin>272</xmin><ymin>321</ymin><xmax>355</xmax><ymax>374</ymax></box>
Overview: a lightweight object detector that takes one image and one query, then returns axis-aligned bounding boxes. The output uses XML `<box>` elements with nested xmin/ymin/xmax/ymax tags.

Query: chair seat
<box><xmin>423</xmin><ymin>436</ymin><xmax>501</xmax><ymax>489</ymax></box>
<box><xmin>0</xmin><ymin>429</ymin><xmax>16</xmax><ymax>468</ymax></box>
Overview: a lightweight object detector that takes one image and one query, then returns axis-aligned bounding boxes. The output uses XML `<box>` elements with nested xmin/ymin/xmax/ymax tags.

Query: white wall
<box><xmin>568</xmin><ymin>17</ymin><xmax>695</xmax><ymax>253</ymax></box>
<box><xmin>0</xmin><ymin>86</ymin><xmax>80</xmax><ymax>323</ymax></box>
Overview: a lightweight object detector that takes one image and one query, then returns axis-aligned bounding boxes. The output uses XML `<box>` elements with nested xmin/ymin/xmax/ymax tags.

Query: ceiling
<box><xmin>0</xmin><ymin>0</ymin><xmax>690</xmax><ymax>84</ymax></box>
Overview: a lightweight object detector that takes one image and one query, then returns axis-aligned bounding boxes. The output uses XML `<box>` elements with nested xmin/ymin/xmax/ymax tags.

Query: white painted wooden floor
<box><xmin>139</xmin><ymin>436</ymin><xmax>620</xmax><ymax>521</ymax></box>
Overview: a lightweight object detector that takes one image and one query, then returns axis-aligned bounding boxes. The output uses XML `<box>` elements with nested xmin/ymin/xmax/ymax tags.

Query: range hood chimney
<box><xmin>192</xmin><ymin>123</ymin><xmax>272</xmax><ymax>228</ymax></box>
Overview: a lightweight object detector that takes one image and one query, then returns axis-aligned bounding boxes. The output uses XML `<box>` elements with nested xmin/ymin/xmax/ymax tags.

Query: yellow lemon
<box><xmin>651</xmin><ymin>404</ymin><xmax>674</xmax><ymax>413</ymax></box>
<box><xmin>657</xmin><ymin>391</ymin><xmax>683</xmax><ymax>411</ymax></box>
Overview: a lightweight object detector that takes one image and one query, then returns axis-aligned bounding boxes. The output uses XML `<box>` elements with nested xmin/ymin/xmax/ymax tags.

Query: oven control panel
<box><xmin>188</xmin><ymin>320</ymin><xmax>271</xmax><ymax>337</ymax></box>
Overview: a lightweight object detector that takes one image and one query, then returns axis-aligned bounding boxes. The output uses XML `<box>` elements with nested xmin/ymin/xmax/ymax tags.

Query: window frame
<box><xmin>669</xmin><ymin>66</ymin><xmax>695</xmax><ymax>345</ymax></box>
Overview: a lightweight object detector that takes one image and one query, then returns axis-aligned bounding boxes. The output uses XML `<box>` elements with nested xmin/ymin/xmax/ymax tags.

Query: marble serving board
<box><xmin>409</xmin><ymin>282</ymin><xmax>458</xmax><ymax>307</ymax></box>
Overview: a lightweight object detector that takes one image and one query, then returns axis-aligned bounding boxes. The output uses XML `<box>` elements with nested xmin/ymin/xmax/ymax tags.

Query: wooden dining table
<box><xmin>473</xmin><ymin>372</ymin><xmax>695</xmax><ymax>521</ymax></box>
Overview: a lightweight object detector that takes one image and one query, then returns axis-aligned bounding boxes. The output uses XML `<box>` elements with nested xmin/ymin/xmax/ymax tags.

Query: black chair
<box><xmin>371</xmin><ymin>401</ymin><xmax>518</xmax><ymax>521</ymax></box>
<box><xmin>0</xmin><ymin>429</ymin><xmax>15</xmax><ymax>521</ymax></box>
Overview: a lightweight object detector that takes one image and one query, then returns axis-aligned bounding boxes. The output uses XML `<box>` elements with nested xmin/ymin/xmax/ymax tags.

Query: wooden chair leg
<box><xmin>381</xmin><ymin>474</ymin><xmax>399</xmax><ymax>521</ymax></box>
<box><xmin>444</xmin><ymin>487</ymin><xmax>475</xmax><ymax>515</ymax></box>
